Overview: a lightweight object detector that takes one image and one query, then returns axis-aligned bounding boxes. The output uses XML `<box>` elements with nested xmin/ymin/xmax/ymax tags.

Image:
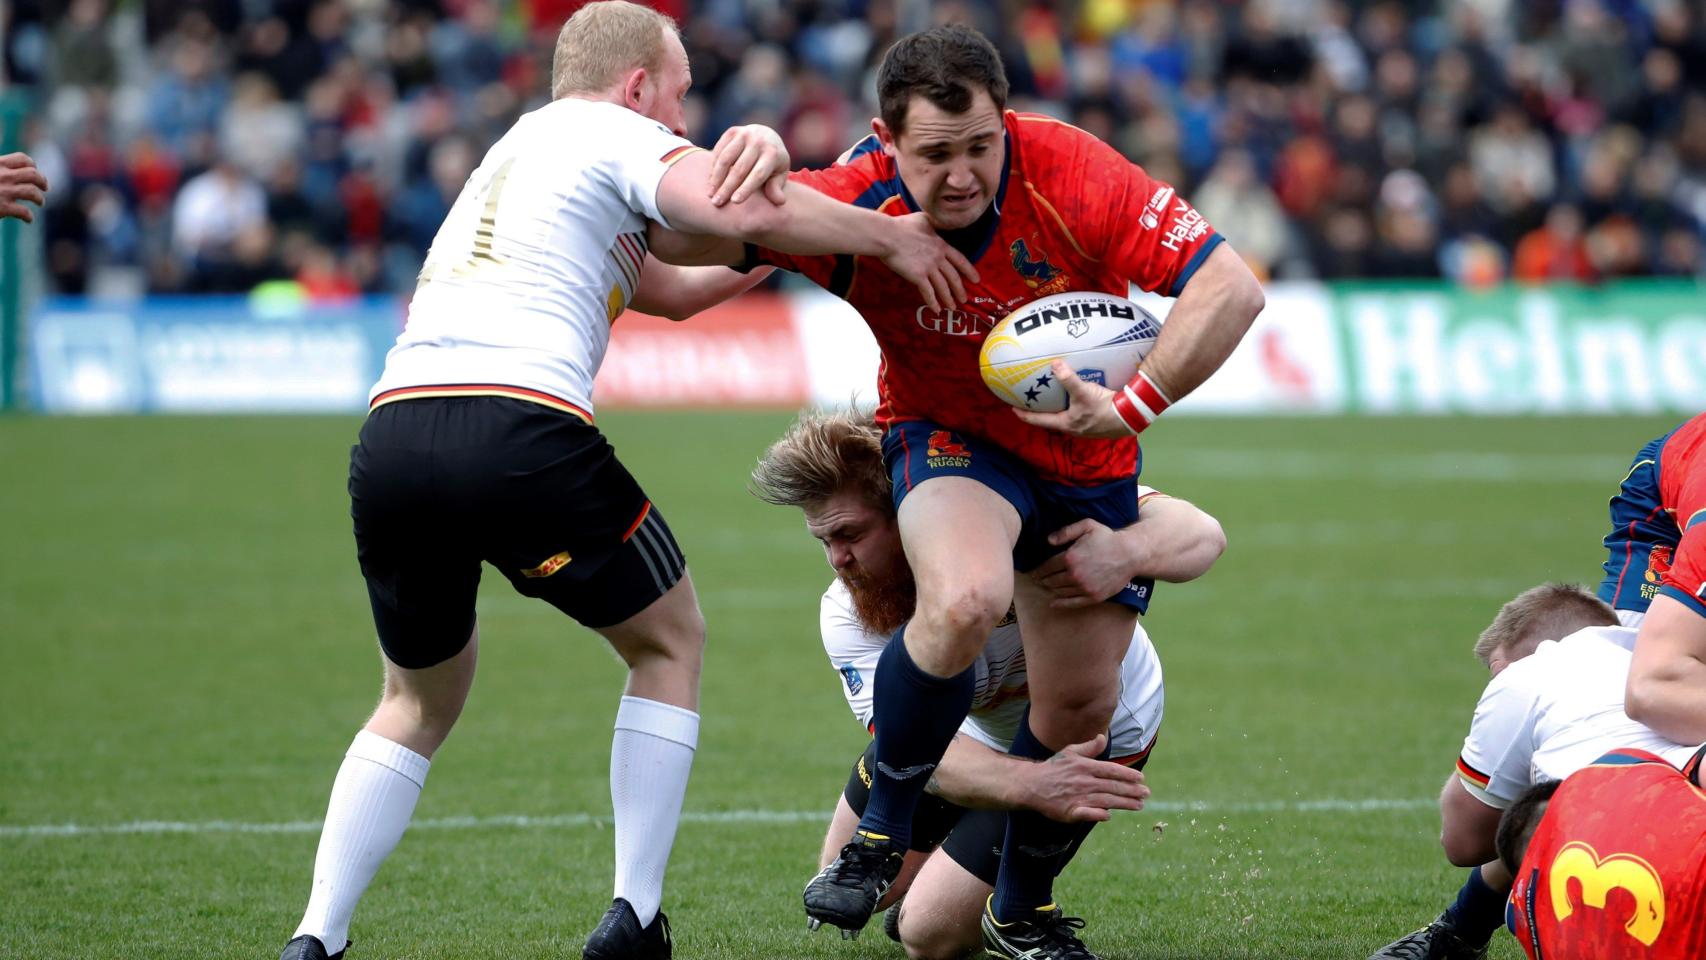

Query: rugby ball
<box><xmin>978</xmin><ymin>291</ymin><xmax>1162</xmax><ymax>412</ymax></box>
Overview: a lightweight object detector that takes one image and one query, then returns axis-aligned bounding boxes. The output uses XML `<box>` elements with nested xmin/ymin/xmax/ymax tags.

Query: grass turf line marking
<box><xmin>0</xmin><ymin>798</ymin><xmax>1434</xmax><ymax>838</ymax></box>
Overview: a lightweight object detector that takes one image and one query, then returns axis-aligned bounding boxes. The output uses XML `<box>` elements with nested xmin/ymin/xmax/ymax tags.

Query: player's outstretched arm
<box><xmin>1625</xmin><ymin>594</ymin><xmax>1706</xmax><ymax>743</ymax></box>
<box><xmin>1015</xmin><ymin>243</ymin><xmax>1263</xmax><ymax>438</ymax></box>
<box><xmin>1033</xmin><ymin>496</ymin><xmax>1227</xmax><ymax>608</ymax></box>
<box><xmin>0</xmin><ymin>152</ymin><xmax>49</xmax><ymax>223</ymax></box>
<box><xmin>654</xmin><ymin>150</ymin><xmax>978</xmax><ymax>311</ymax></box>
<box><xmin>928</xmin><ymin>733</ymin><xmax>1148</xmax><ymax>823</ymax></box>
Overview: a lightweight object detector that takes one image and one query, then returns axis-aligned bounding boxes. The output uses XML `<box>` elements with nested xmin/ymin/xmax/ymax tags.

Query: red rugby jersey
<box><xmin>1659</xmin><ymin>412</ymin><xmax>1706</xmax><ymax>619</ymax></box>
<box><xmin>751</xmin><ymin>111</ymin><xmax>1223</xmax><ymax>485</ymax></box>
<box><xmin>1509</xmin><ymin>748</ymin><xmax>1706</xmax><ymax>960</ymax></box>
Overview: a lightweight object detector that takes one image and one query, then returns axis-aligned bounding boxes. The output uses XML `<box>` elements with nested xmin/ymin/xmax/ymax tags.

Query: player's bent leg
<box><xmin>895</xmin><ymin>850</ymin><xmax>992</xmax><ymax>960</ymax></box>
<box><xmin>896</xmin><ymin>476</ymin><xmax>1022</xmax><ymax>677</ymax></box>
<box><xmin>287</xmin><ymin>635</ymin><xmax>478</xmax><ymax>959</ymax></box>
<box><xmin>585</xmin><ymin>575</ymin><xmax>704</xmax><ymax>958</ymax></box>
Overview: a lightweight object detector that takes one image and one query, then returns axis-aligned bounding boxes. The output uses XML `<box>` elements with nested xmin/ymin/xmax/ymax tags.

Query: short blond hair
<box><xmin>750</xmin><ymin>409</ymin><xmax>890</xmax><ymax>510</ymax></box>
<box><xmin>1473</xmin><ymin>583</ymin><xmax>1616</xmax><ymax>667</ymax></box>
<box><xmin>551</xmin><ymin>1</ymin><xmax>677</xmax><ymax>100</ymax></box>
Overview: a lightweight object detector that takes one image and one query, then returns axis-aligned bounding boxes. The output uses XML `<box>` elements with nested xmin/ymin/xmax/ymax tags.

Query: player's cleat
<box><xmin>883</xmin><ymin>897</ymin><xmax>904</xmax><ymax>944</ymax></box>
<box><xmin>278</xmin><ymin>935</ymin><xmax>345</xmax><ymax>960</ymax></box>
<box><xmin>584</xmin><ymin>898</ymin><xmax>672</xmax><ymax>960</ymax></box>
<box><xmin>981</xmin><ymin>898</ymin><xmax>1099</xmax><ymax>960</ymax></box>
<box><xmin>1366</xmin><ymin>914</ymin><xmax>1489</xmax><ymax>960</ymax></box>
<box><xmin>802</xmin><ymin>830</ymin><xmax>905</xmax><ymax>935</ymax></box>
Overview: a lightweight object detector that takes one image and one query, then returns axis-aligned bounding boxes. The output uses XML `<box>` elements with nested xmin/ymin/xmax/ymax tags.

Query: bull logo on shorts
<box><xmin>522</xmin><ymin>550</ymin><xmax>573</xmax><ymax>578</ymax></box>
<box><xmin>1549</xmin><ymin>841</ymin><xmax>1666</xmax><ymax>946</ymax></box>
<box><xmin>927</xmin><ymin>431</ymin><xmax>970</xmax><ymax>458</ymax></box>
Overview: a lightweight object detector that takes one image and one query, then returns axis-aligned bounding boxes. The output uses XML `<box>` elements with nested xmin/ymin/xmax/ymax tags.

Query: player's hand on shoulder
<box><xmin>707</xmin><ymin>124</ymin><xmax>790</xmax><ymax>207</ymax></box>
<box><xmin>1013</xmin><ymin>359</ymin><xmax>1130</xmax><ymax>439</ymax></box>
<box><xmin>882</xmin><ymin>212</ymin><xmax>979</xmax><ymax>313</ymax></box>
<box><xmin>0</xmin><ymin>152</ymin><xmax>49</xmax><ymax>223</ymax></box>
<box><xmin>1033</xmin><ymin>518</ymin><xmax>1133</xmax><ymax>608</ymax></box>
<box><xmin>1026</xmin><ymin>733</ymin><xmax>1149</xmax><ymax>823</ymax></box>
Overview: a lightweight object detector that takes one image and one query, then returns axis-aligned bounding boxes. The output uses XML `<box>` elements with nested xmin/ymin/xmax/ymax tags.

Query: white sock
<box><xmin>294</xmin><ymin>730</ymin><xmax>430</xmax><ymax>953</ymax></box>
<box><xmin>610</xmin><ymin>695</ymin><xmax>699</xmax><ymax>927</ymax></box>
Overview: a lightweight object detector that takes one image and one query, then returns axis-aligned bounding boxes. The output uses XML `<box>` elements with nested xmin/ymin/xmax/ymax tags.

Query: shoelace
<box><xmin>826</xmin><ymin>841</ymin><xmax>891</xmax><ymax>887</ymax></box>
<box><xmin>1030</xmin><ymin>913</ymin><xmax>1094</xmax><ymax>960</ymax></box>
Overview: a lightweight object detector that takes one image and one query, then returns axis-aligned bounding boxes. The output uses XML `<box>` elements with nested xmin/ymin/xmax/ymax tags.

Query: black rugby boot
<box><xmin>583</xmin><ymin>898</ymin><xmax>672</xmax><ymax>960</ymax></box>
<box><xmin>802</xmin><ymin>830</ymin><xmax>905</xmax><ymax>938</ymax></box>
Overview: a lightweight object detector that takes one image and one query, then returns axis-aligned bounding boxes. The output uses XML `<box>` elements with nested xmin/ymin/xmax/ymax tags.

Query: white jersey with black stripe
<box><xmin>371</xmin><ymin>98</ymin><xmax>698</xmax><ymax>417</ymax></box>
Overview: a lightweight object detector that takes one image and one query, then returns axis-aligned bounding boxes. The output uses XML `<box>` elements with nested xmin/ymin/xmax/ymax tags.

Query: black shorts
<box><xmin>349</xmin><ymin>396</ymin><xmax>686</xmax><ymax>668</ymax></box>
<box><xmin>841</xmin><ymin>738</ymin><xmax>1152</xmax><ymax>885</ymax></box>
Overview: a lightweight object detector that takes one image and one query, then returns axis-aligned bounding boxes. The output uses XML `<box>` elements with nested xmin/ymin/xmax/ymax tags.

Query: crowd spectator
<box><xmin>5</xmin><ymin>0</ymin><xmax>1705</xmax><ymax>297</ymax></box>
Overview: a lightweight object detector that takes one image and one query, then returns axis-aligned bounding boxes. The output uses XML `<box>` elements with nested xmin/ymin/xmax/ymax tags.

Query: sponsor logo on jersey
<box><xmin>839</xmin><ymin>663</ymin><xmax>864</xmax><ymax>696</ymax></box>
<box><xmin>1010</xmin><ymin>238</ymin><xmax>1062</xmax><ymax>288</ymax></box>
<box><xmin>1160</xmin><ymin>200</ymin><xmax>1210</xmax><ymax>253</ymax></box>
<box><xmin>916</xmin><ymin>305</ymin><xmax>994</xmax><ymax>336</ymax></box>
<box><xmin>522</xmin><ymin>550</ymin><xmax>573</xmax><ymax>578</ymax></box>
<box><xmin>1548</xmin><ymin>841</ymin><xmax>1666</xmax><ymax>946</ymax></box>
<box><xmin>926</xmin><ymin>430</ymin><xmax>973</xmax><ymax>468</ymax></box>
<box><xmin>1141</xmin><ymin>186</ymin><xmax>1175</xmax><ymax>230</ymax></box>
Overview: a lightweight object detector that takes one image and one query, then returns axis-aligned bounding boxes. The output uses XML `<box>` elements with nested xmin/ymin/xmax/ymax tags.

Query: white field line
<box><xmin>0</xmin><ymin>798</ymin><xmax>1434</xmax><ymax>839</ymax></box>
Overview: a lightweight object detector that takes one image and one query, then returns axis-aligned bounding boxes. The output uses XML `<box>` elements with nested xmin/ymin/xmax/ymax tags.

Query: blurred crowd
<box><xmin>5</xmin><ymin>0</ymin><xmax>1706</xmax><ymax>298</ymax></box>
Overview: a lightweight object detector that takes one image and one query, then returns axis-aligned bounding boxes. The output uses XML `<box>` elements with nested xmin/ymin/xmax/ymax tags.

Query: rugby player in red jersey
<box><xmin>1496</xmin><ymin>746</ymin><xmax>1706</xmax><ymax>960</ymax></box>
<box><xmin>1623</xmin><ymin>413</ymin><xmax>1706</xmax><ymax>746</ymax></box>
<box><xmin>650</xmin><ymin>23</ymin><xmax>1263</xmax><ymax>959</ymax></box>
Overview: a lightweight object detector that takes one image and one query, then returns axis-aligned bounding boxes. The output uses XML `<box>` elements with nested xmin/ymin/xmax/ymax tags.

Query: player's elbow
<box><xmin>1440</xmin><ymin>827</ymin><xmax>1492</xmax><ymax>868</ymax></box>
<box><xmin>1230</xmin><ymin>269</ymin><xmax>1265</xmax><ymax>326</ymax></box>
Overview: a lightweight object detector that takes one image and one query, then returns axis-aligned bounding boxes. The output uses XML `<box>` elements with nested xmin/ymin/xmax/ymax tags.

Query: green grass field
<box><xmin>0</xmin><ymin>412</ymin><xmax>1684</xmax><ymax>959</ymax></box>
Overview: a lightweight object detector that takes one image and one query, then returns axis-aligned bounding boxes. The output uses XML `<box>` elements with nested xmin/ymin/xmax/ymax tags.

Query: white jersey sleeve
<box><xmin>1456</xmin><ymin>654</ymin><xmax>1546</xmax><ymax>809</ymax></box>
<box><xmin>820</xmin><ymin>582</ymin><xmax>883</xmax><ymax>732</ymax></box>
<box><xmin>595</xmin><ymin>115</ymin><xmax>699</xmax><ymax>228</ymax></box>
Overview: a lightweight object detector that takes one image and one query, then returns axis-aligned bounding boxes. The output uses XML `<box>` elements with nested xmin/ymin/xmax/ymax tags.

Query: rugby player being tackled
<box><xmin>751</xmin><ymin>409</ymin><xmax>1227</xmax><ymax>958</ymax></box>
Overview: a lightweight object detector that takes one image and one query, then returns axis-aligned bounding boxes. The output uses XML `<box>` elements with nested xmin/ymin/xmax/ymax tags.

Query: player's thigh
<box><xmin>1014</xmin><ymin>574</ymin><xmax>1136</xmax><ymax>741</ymax></box>
<box><xmin>350</xmin><ymin>401</ymin><xmax>484</xmax><ymax>669</ymax></box>
<box><xmin>595</xmin><ymin>572</ymin><xmax>705</xmax><ymax>670</ymax></box>
<box><xmin>895</xmin><ymin>478</ymin><xmax>1021</xmax><ymax>647</ymax></box>
<box><xmin>479</xmin><ymin>410</ymin><xmax>694</xmax><ymax>636</ymax></box>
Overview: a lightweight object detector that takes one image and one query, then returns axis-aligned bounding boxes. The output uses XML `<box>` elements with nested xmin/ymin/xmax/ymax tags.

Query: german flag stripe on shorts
<box><xmin>369</xmin><ymin>384</ymin><xmax>594</xmax><ymax>424</ymax></box>
<box><xmin>1455</xmin><ymin>756</ymin><xmax>1491</xmax><ymax>790</ymax></box>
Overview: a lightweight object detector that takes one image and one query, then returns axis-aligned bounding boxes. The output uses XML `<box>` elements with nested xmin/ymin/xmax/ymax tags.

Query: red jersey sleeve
<box><xmin>1016</xmin><ymin>115</ymin><xmax>1223</xmax><ymax>297</ymax></box>
<box><xmin>1659</xmin><ymin>413</ymin><xmax>1706</xmax><ymax>618</ymax></box>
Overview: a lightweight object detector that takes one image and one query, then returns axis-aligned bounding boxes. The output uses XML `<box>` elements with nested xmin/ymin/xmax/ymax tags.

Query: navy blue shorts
<box><xmin>881</xmin><ymin>420</ymin><xmax>1152</xmax><ymax>612</ymax></box>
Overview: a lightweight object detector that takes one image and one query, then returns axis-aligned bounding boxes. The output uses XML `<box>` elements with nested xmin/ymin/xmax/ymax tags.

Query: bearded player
<box><xmin>1496</xmin><ymin>745</ymin><xmax>1706</xmax><ymax>959</ymax></box>
<box><xmin>749</xmin><ymin>409</ymin><xmax>1226</xmax><ymax>958</ymax></box>
<box><xmin>678</xmin><ymin>25</ymin><xmax>1265</xmax><ymax>958</ymax></box>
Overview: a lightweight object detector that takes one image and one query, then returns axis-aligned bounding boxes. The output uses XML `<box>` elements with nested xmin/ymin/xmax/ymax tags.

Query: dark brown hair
<box><xmin>877</xmin><ymin>24</ymin><xmax>1009</xmax><ymax>135</ymax></box>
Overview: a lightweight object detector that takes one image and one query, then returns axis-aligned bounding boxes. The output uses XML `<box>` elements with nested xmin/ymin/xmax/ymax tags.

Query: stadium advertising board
<box><xmin>29</xmin><ymin>297</ymin><xmax>401</xmax><ymax>414</ymax></box>
<box><xmin>25</xmin><ymin>283</ymin><xmax>1706</xmax><ymax>415</ymax></box>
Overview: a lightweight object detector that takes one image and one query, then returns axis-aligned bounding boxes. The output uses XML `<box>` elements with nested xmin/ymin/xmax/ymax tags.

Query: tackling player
<box><xmin>1367</xmin><ymin>584</ymin><xmax>1700</xmax><ymax>960</ymax></box>
<box><xmin>1620</xmin><ymin>413</ymin><xmax>1706</xmax><ymax>744</ymax></box>
<box><xmin>749</xmin><ymin>408</ymin><xmax>1226</xmax><ymax>959</ymax></box>
<box><xmin>685</xmin><ymin>25</ymin><xmax>1265</xmax><ymax>957</ymax></box>
<box><xmin>1496</xmin><ymin>745</ymin><xmax>1706</xmax><ymax>959</ymax></box>
<box><xmin>276</xmin><ymin>5</ymin><xmax>977</xmax><ymax>960</ymax></box>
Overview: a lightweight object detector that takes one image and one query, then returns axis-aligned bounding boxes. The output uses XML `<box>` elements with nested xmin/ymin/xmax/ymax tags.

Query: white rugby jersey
<box><xmin>820</xmin><ymin>570</ymin><xmax>1165</xmax><ymax>761</ymax></box>
<box><xmin>1454</xmin><ymin>624</ymin><xmax>1699</xmax><ymax>808</ymax></box>
<box><xmin>370</xmin><ymin>98</ymin><xmax>699</xmax><ymax>421</ymax></box>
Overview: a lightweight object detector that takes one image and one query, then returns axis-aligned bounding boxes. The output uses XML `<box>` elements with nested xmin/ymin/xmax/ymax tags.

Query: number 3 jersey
<box><xmin>1509</xmin><ymin>748</ymin><xmax>1706</xmax><ymax>960</ymax></box>
<box><xmin>370</xmin><ymin>99</ymin><xmax>699</xmax><ymax>422</ymax></box>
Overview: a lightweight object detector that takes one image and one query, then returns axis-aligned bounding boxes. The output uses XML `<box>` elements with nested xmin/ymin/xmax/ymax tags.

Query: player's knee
<box><xmin>918</xmin><ymin>581</ymin><xmax>1009</xmax><ymax>643</ymax></box>
<box><xmin>901</xmin><ymin>919</ymin><xmax>980</xmax><ymax>960</ymax></box>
